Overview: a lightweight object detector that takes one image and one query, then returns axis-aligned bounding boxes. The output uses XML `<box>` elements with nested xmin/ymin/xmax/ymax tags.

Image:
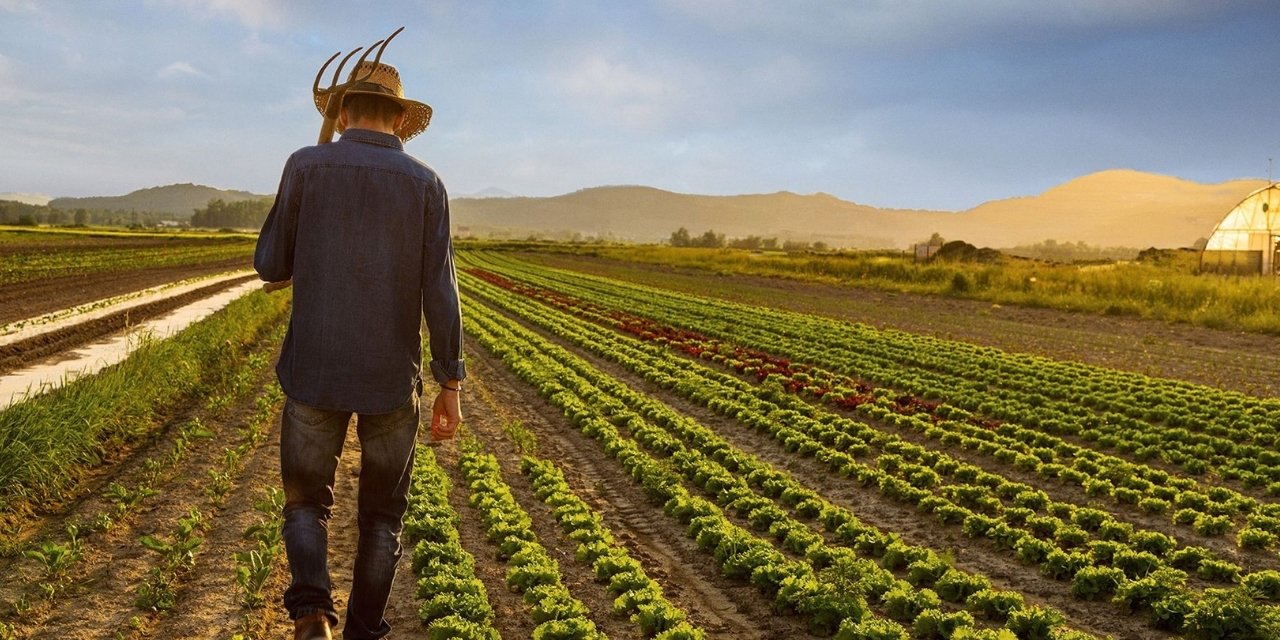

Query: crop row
<box><xmin>461</xmin><ymin>292</ymin><xmax>1101</xmax><ymax>640</ymax></box>
<box><xmin>402</xmin><ymin>443</ymin><xmax>501</xmax><ymax>640</ymax></box>
<box><xmin>521</xmin><ymin>455</ymin><xmax>707</xmax><ymax>638</ymax></box>
<box><xmin>459</xmin><ymin>436</ymin><xmax>610</xmax><ymax>639</ymax></box>
<box><xmin>461</xmin><ymin>253</ymin><xmax>1280</xmax><ymax>539</ymax></box>
<box><xmin>464</xmin><ymin>251</ymin><xmax>1280</xmax><ymax>493</ymax></box>
<box><xmin>460</xmin><ymin>270</ymin><xmax>1280</xmax><ymax>637</ymax></box>
<box><xmin>460</xmin><ymin>262</ymin><xmax>1280</xmax><ymax>551</ymax></box>
<box><xmin>0</xmin><ymin>239</ymin><xmax>253</xmax><ymax>285</ymax></box>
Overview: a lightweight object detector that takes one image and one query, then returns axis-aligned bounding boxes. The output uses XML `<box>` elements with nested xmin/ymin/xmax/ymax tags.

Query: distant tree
<box><xmin>73</xmin><ymin>208</ymin><xmax>88</xmax><ymax>226</ymax></box>
<box><xmin>669</xmin><ymin>227</ymin><xmax>691</xmax><ymax>247</ymax></box>
<box><xmin>694</xmin><ymin>229</ymin><xmax>725</xmax><ymax>248</ymax></box>
<box><xmin>729</xmin><ymin>235</ymin><xmax>763</xmax><ymax>250</ymax></box>
<box><xmin>782</xmin><ymin>239</ymin><xmax>810</xmax><ymax>251</ymax></box>
<box><xmin>812</xmin><ymin>241</ymin><xmax>829</xmax><ymax>252</ymax></box>
<box><xmin>927</xmin><ymin>232</ymin><xmax>946</xmax><ymax>246</ymax></box>
<box><xmin>761</xmin><ymin>237</ymin><xmax>779</xmax><ymax>250</ymax></box>
<box><xmin>191</xmin><ymin>198</ymin><xmax>271</xmax><ymax>229</ymax></box>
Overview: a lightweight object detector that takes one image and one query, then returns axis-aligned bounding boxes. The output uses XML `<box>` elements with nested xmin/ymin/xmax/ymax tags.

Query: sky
<box><xmin>0</xmin><ymin>0</ymin><xmax>1277</xmax><ymax>211</ymax></box>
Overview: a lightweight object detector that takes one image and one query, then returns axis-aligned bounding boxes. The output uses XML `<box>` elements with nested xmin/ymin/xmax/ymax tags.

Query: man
<box><xmin>254</xmin><ymin>60</ymin><xmax>464</xmax><ymax>640</ymax></box>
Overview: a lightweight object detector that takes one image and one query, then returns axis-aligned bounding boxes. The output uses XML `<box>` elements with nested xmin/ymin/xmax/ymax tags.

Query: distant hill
<box><xmin>452</xmin><ymin>186</ymin><xmax>937</xmax><ymax>247</ymax></box>
<box><xmin>49</xmin><ymin>183</ymin><xmax>268</xmax><ymax>218</ymax></box>
<box><xmin>459</xmin><ymin>187</ymin><xmax>517</xmax><ymax>199</ymax></box>
<box><xmin>0</xmin><ymin>192</ymin><xmax>52</xmax><ymax>206</ymax></box>
<box><xmin>451</xmin><ymin>170</ymin><xmax>1268</xmax><ymax>249</ymax></box>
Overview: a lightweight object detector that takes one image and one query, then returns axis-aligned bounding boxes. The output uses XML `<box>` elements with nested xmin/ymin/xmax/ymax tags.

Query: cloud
<box><xmin>0</xmin><ymin>0</ymin><xmax>38</xmax><ymax>14</ymax></box>
<box><xmin>660</xmin><ymin>0</ymin><xmax>1228</xmax><ymax>50</ymax></box>
<box><xmin>552</xmin><ymin>54</ymin><xmax>688</xmax><ymax>130</ymax></box>
<box><xmin>149</xmin><ymin>0</ymin><xmax>286</xmax><ymax>29</ymax></box>
<box><xmin>157</xmin><ymin>61</ymin><xmax>209</xmax><ymax>79</ymax></box>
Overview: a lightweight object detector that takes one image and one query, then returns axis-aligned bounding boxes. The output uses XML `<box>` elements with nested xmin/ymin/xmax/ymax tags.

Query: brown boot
<box><xmin>294</xmin><ymin>612</ymin><xmax>332</xmax><ymax>640</ymax></box>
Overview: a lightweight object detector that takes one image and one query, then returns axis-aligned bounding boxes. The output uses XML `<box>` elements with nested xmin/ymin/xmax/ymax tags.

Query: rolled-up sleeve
<box><xmin>423</xmin><ymin>176</ymin><xmax>466</xmax><ymax>384</ymax></box>
<box><xmin>254</xmin><ymin>155</ymin><xmax>301</xmax><ymax>282</ymax></box>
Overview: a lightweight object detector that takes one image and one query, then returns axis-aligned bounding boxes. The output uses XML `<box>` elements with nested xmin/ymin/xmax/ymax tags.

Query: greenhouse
<box><xmin>1201</xmin><ymin>183</ymin><xmax>1280</xmax><ymax>275</ymax></box>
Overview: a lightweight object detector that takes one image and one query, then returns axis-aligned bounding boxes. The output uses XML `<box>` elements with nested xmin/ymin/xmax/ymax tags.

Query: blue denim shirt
<box><xmin>255</xmin><ymin>128</ymin><xmax>465</xmax><ymax>414</ymax></box>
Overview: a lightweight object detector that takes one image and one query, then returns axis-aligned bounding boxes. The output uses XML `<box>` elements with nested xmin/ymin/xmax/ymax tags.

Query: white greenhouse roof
<box><xmin>1204</xmin><ymin>184</ymin><xmax>1280</xmax><ymax>252</ymax></box>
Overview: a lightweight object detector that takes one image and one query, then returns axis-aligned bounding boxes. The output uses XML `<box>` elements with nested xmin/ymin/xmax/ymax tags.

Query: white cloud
<box><xmin>158</xmin><ymin>61</ymin><xmax>209</xmax><ymax>79</ymax></box>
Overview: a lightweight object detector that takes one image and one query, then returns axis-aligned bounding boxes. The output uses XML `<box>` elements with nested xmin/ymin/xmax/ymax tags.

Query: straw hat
<box><xmin>314</xmin><ymin>61</ymin><xmax>432</xmax><ymax>141</ymax></box>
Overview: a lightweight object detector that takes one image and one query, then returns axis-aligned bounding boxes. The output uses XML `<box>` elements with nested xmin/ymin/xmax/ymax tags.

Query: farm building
<box><xmin>1201</xmin><ymin>183</ymin><xmax>1280</xmax><ymax>274</ymax></box>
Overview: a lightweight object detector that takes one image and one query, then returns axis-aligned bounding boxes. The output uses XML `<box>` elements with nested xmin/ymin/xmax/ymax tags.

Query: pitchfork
<box><xmin>312</xmin><ymin>26</ymin><xmax>405</xmax><ymax>144</ymax></box>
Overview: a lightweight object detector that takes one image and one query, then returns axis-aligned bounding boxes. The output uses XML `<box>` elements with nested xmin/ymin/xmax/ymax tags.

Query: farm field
<box><xmin>4</xmin><ymin>246</ymin><xmax>1280</xmax><ymax>639</ymax></box>
<box><xmin>0</xmin><ymin>227</ymin><xmax>255</xmax><ymax>325</ymax></box>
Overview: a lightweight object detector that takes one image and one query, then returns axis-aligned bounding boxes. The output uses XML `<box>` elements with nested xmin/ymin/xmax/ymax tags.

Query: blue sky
<box><xmin>0</xmin><ymin>0</ymin><xmax>1276</xmax><ymax>210</ymax></box>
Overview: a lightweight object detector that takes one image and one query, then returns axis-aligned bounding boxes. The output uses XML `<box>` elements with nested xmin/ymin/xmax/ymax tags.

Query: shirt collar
<box><xmin>339</xmin><ymin>128</ymin><xmax>404</xmax><ymax>150</ymax></box>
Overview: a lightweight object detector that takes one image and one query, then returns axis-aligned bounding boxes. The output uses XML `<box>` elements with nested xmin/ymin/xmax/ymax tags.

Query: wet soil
<box><xmin>0</xmin><ymin>274</ymin><xmax>256</xmax><ymax>375</ymax></box>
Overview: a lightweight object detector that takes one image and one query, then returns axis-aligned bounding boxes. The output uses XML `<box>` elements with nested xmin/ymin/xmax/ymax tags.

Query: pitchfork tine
<box><xmin>312</xmin><ymin>51</ymin><xmax>341</xmax><ymax>95</ymax></box>
<box><xmin>348</xmin><ymin>27</ymin><xmax>405</xmax><ymax>86</ymax></box>
<box><xmin>329</xmin><ymin>46</ymin><xmax>364</xmax><ymax>88</ymax></box>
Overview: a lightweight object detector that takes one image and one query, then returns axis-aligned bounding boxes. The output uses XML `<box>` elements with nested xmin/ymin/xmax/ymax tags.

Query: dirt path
<box><xmin>473</xmin><ymin>296</ymin><xmax>1169</xmax><ymax>640</ymax></box>
<box><xmin>522</xmin><ymin>252</ymin><xmax>1280</xmax><ymax>398</ymax></box>
<box><xmin>0</xmin><ymin>256</ymin><xmax>251</xmax><ymax>326</ymax></box>
<box><xmin>458</xmin><ymin>339</ymin><xmax>819</xmax><ymax>639</ymax></box>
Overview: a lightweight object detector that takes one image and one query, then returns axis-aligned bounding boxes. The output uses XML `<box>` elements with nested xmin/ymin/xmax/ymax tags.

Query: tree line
<box><xmin>1</xmin><ymin>197</ymin><xmax>272</xmax><ymax>229</ymax></box>
<box><xmin>668</xmin><ymin>227</ymin><xmax>828</xmax><ymax>251</ymax></box>
<box><xmin>189</xmin><ymin>198</ymin><xmax>272</xmax><ymax>229</ymax></box>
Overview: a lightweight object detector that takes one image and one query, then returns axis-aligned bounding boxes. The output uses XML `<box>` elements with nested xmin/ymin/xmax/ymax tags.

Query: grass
<box><xmin>484</xmin><ymin>242</ymin><xmax>1280</xmax><ymax>335</ymax></box>
<box><xmin>0</xmin><ymin>289</ymin><xmax>290</xmax><ymax>526</ymax></box>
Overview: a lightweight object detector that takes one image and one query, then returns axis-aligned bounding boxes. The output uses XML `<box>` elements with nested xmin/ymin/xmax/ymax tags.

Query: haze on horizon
<box><xmin>0</xmin><ymin>0</ymin><xmax>1276</xmax><ymax>211</ymax></box>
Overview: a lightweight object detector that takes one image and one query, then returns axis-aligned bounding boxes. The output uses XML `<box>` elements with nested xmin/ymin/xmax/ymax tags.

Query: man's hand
<box><xmin>262</xmin><ymin>279</ymin><xmax>293</xmax><ymax>293</ymax></box>
<box><xmin>429</xmin><ymin>381</ymin><xmax>463</xmax><ymax>443</ymax></box>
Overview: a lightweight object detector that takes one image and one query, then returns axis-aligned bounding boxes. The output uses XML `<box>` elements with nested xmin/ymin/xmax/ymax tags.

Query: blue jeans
<box><xmin>280</xmin><ymin>392</ymin><xmax>419</xmax><ymax>640</ymax></box>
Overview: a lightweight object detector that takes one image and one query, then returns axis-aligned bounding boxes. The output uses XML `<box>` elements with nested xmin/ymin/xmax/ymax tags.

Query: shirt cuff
<box><xmin>429</xmin><ymin>359</ymin><xmax>466</xmax><ymax>385</ymax></box>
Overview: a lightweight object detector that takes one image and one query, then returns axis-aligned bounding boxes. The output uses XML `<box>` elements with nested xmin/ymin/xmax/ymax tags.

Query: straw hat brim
<box><xmin>313</xmin><ymin>90</ymin><xmax>433</xmax><ymax>142</ymax></box>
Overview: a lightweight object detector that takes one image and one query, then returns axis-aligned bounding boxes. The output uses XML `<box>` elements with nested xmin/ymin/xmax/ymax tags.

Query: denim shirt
<box><xmin>255</xmin><ymin>128</ymin><xmax>465</xmax><ymax>414</ymax></box>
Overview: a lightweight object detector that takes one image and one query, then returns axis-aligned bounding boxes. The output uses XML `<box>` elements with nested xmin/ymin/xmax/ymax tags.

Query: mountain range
<box><xmin>14</xmin><ymin>170</ymin><xmax>1268</xmax><ymax>249</ymax></box>
<box><xmin>451</xmin><ymin>170</ymin><xmax>1266</xmax><ymax>249</ymax></box>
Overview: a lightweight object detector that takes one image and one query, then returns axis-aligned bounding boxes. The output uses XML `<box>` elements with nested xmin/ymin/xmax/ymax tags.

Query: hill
<box><xmin>451</xmin><ymin>170</ymin><xmax>1267</xmax><ymax>249</ymax></box>
<box><xmin>49</xmin><ymin>183</ymin><xmax>268</xmax><ymax>218</ymax></box>
<box><xmin>452</xmin><ymin>186</ymin><xmax>939</xmax><ymax>247</ymax></box>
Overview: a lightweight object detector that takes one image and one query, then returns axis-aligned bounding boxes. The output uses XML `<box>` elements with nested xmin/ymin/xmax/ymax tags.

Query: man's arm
<box><xmin>254</xmin><ymin>155</ymin><xmax>301</xmax><ymax>286</ymax></box>
<box><xmin>424</xmin><ymin>175</ymin><xmax>465</xmax><ymax>441</ymax></box>
<box><xmin>422</xmin><ymin>175</ymin><xmax>466</xmax><ymax>386</ymax></box>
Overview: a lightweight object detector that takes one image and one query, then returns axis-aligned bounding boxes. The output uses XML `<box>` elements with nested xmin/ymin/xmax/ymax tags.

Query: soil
<box><xmin>521</xmin><ymin>252</ymin><xmax>1280</xmax><ymax>398</ymax></box>
<box><xmin>0</xmin><ymin>274</ymin><xmax>257</xmax><ymax>375</ymax></box>
<box><xmin>0</xmin><ymin>256</ymin><xmax>251</xmax><ymax>325</ymax></box>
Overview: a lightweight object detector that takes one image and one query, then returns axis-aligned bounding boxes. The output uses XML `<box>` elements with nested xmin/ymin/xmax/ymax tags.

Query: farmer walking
<box><xmin>254</xmin><ymin>50</ymin><xmax>465</xmax><ymax>640</ymax></box>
